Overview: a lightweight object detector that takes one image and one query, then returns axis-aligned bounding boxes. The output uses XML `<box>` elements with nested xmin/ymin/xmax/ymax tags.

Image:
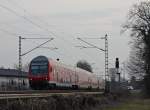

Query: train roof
<box><xmin>31</xmin><ymin>55</ymin><xmax>96</xmax><ymax>76</ymax></box>
<box><xmin>31</xmin><ymin>56</ymin><xmax>49</xmax><ymax>62</ymax></box>
<box><xmin>49</xmin><ymin>58</ymin><xmax>94</xmax><ymax>76</ymax></box>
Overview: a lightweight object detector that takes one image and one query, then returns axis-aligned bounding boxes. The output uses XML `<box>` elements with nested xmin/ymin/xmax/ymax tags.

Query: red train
<box><xmin>28</xmin><ymin>56</ymin><xmax>104</xmax><ymax>90</ymax></box>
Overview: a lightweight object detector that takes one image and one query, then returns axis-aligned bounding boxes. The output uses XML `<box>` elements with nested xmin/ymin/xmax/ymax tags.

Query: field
<box><xmin>103</xmin><ymin>98</ymin><xmax>150</xmax><ymax>110</ymax></box>
<box><xmin>1</xmin><ymin>91</ymin><xmax>149</xmax><ymax>110</ymax></box>
<box><xmin>0</xmin><ymin>94</ymin><xmax>115</xmax><ymax>110</ymax></box>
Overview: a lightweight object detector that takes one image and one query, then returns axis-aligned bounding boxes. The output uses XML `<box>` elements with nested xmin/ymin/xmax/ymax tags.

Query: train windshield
<box><xmin>30</xmin><ymin>61</ymin><xmax>48</xmax><ymax>75</ymax></box>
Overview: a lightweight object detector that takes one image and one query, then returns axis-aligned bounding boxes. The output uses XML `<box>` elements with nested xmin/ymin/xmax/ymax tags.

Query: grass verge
<box><xmin>104</xmin><ymin>99</ymin><xmax>150</xmax><ymax>110</ymax></box>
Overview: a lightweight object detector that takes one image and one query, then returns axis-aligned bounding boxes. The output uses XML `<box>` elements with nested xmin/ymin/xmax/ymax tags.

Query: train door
<box><xmin>69</xmin><ymin>72</ymin><xmax>72</xmax><ymax>84</ymax></box>
<box><xmin>88</xmin><ymin>77</ymin><xmax>92</xmax><ymax>89</ymax></box>
<box><xmin>53</xmin><ymin>65</ymin><xmax>59</xmax><ymax>82</ymax></box>
<box><xmin>75</xmin><ymin>74</ymin><xmax>79</xmax><ymax>85</ymax></box>
<box><xmin>73</xmin><ymin>73</ymin><xmax>79</xmax><ymax>89</ymax></box>
<box><xmin>96</xmin><ymin>78</ymin><xmax>99</xmax><ymax>89</ymax></box>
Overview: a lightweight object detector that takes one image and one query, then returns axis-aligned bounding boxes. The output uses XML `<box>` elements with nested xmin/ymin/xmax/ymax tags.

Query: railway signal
<box><xmin>115</xmin><ymin>58</ymin><xmax>119</xmax><ymax>69</ymax></box>
<box><xmin>115</xmin><ymin>57</ymin><xmax>121</xmax><ymax>86</ymax></box>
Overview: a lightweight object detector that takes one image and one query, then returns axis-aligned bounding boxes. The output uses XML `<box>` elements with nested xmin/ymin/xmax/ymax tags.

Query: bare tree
<box><xmin>126</xmin><ymin>39</ymin><xmax>145</xmax><ymax>78</ymax></box>
<box><xmin>76</xmin><ymin>60</ymin><xmax>93</xmax><ymax>73</ymax></box>
<box><xmin>13</xmin><ymin>63</ymin><xmax>29</xmax><ymax>72</ymax></box>
<box><xmin>13</xmin><ymin>64</ymin><xmax>19</xmax><ymax>70</ymax></box>
<box><xmin>0</xmin><ymin>66</ymin><xmax>5</xmax><ymax>69</ymax></box>
<box><xmin>123</xmin><ymin>1</ymin><xmax>150</xmax><ymax>95</ymax></box>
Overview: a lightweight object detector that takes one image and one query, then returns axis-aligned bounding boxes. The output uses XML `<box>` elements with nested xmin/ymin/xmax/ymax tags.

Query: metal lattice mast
<box><xmin>105</xmin><ymin>34</ymin><xmax>109</xmax><ymax>82</ymax></box>
<box><xmin>18</xmin><ymin>36</ymin><xmax>22</xmax><ymax>89</ymax></box>
<box><xmin>19</xmin><ymin>36</ymin><xmax>22</xmax><ymax>73</ymax></box>
<box><xmin>77</xmin><ymin>34</ymin><xmax>109</xmax><ymax>93</ymax></box>
<box><xmin>18</xmin><ymin>37</ymin><xmax>54</xmax><ymax>89</ymax></box>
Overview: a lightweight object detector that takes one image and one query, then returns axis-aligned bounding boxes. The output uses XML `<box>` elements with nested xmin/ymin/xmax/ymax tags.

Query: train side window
<box><xmin>88</xmin><ymin>78</ymin><xmax>90</xmax><ymax>83</ymax></box>
<box><xmin>77</xmin><ymin>75</ymin><xmax>79</xmax><ymax>82</ymax></box>
<box><xmin>23</xmin><ymin>80</ymin><xmax>26</xmax><ymax>86</ymax></box>
<box><xmin>70</xmin><ymin>75</ymin><xmax>72</xmax><ymax>83</ymax></box>
<box><xmin>56</xmin><ymin>72</ymin><xmax>59</xmax><ymax>81</ymax></box>
<box><xmin>66</xmin><ymin>77</ymin><xmax>69</xmax><ymax>83</ymax></box>
<box><xmin>11</xmin><ymin>80</ymin><xmax>14</xmax><ymax>85</ymax></box>
<box><xmin>60</xmin><ymin>78</ymin><xmax>63</xmax><ymax>83</ymax></box>
<box><xmin>53</xmin><ymin>68</ymin><xmax>55</xmax><ymax>78</ymax></box>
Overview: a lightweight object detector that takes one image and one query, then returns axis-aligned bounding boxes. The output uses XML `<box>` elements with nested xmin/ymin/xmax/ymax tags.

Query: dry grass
<box><xmin>0</xmin><ymin>94</ymin><xmax>112</xmax><ymax>110</ymax></box>
<box><xmin>0</xmin><ymin>94</ymin><xmax>123</xmax><ymax>110</ymax></box>
<box><xmin>103</xmin><ymin>99</ymin><xmax>150</xmax><ymax>110</ymax></box>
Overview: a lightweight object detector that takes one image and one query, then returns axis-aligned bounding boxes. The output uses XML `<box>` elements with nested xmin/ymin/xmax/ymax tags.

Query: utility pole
<box><xmin>18</xmin><ymin>36</ymin><xmax>54</xmax><ymax>89</ymax></box>
<box><xmin>18</xmin><ymin>36</ymin><xmax>22</xmax><ymax>89</ymax></box>
<box><xmin>104</xmin><ymin>34</ymin><xmax>109</xmax><ymax>93</ymax></box>
<box><xmin>19</xmin><ymin>36</ymin><xmax>22</xmax><ymax>75</ymax></box>
<box><xmin>105</xmin><ymin>34</ymin><xmax>108</xmax><ymax>81</ymax></box>
<box><xmin>77</xmin><ymin>34</ymin><xmax>109</xmax><ymax>93</ymax></box>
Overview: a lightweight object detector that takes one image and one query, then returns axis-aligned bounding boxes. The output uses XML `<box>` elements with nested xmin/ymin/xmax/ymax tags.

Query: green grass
<box><xmin>105</xmin><ymin>99</ymin><xmax>150</xmax><ymax>110</ymax></box>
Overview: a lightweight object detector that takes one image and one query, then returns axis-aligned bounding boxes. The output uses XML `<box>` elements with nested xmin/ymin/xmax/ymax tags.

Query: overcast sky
<box><xmin>0</xmin><ymin>0</ymin><xmax>144</xmax><ymax>75</ymax></box>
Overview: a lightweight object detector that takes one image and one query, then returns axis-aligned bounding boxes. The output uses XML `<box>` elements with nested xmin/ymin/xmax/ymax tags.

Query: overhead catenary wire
<box><xmin>0</xmin><ymin>27</ymin><xmax>51</xmax><ymax>37</ymax></box>
<box><xmin>0</xmin><ymin>3</ymin><xmax>79</xmax><ymax>60</ymax></box>
<box><xmin>30</xmin><ymin>40</ymin><xmax>78</xmax><ymax>63</ymax></box>
<box><xmin>3</xmin><ymin>0</ymin><xmax>101</xmax><ymax>63</ymax></box>
<box><xmin>0</xmin><ymin>1</ymin><xmax>103</xmax><ymax>68</ymax></box>
<box><xmin>0</xmin><ymin>28</ymin><xmax>18</xmax><ymax>37</ymax></box>
<box><xmin>22</xmin><ymin>37</ymin><xmax>53</xmax><ymax>40</ymax></box>
<box><xmin>0</xmin><ymin>4</ymin><xmax>52</xmax><ymax>34</ymax></box>
<box><xmin>21</xmin><ymin>38</ymin><xmax>54</xmax><ymax>56</ymax></box>
<box><xmin>77</xmin><ymin>38</ymin><xmax>105</xmax><ymax>51</ymax></box>
<box><xmin>0</xmin><ymin>26</ymin><xmax>53</xmax><ymax>39</ymax></box>
<box><xmin>5</xmin><ymin>0</ymin><xmax>55</xmax><ymax>29</ymax></box>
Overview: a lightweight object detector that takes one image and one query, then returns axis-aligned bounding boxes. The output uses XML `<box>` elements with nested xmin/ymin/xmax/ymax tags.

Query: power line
<box><xmin>0</xmin><ymin>2</ymin><xmax>103</xmax><ymax>66</ymax></box>
<box><xmin>0</xmin><ymin>28</ymin><xmax>51</xmax><ymax>37</ymax></box>
<box><xmin>0</xmin><ymin>28</ymin><xmax>52</xmax><ymax>38</ymax></box>
<box><xmin>78</xmin><ymin>37</ymin><xmax>103</xmax><ymax>39</ymax></box>
<box><xmin>30</xmin><ymin>40</ymin><xmax>77</xmax><ymax>62</ymax></box>
<box><xmin>0</xmin><ymin>3</ymin><xmax>80</xmax><ymax>61</ymax></box>
<box><xmin>77</xmin><ymin>35</ymin><xmax>109</xmax><ymax>93</ymax></box>
<box><xmin>5</xmin><ymin>0</ymin><xmax>55</xmax><ymax>29</ymax></box>
<box><xmin>22</xmin><ymin>37</ymin><xmax>52</xmax><ymax>40</ymax></box>
<box><xmin>18</xmin><ymin>36</ymin><xmax>53</xmax><ymax>88</ymax></box>
<box><xmin>77</xmin><ymin>37</ymin><xmax>105</xmax><ymax>51</ymax></box>
<box><xmin>21</xmin><ymin>38</ymin><xmax>54</xmax><ymax>56</ymax></box>
<box><xmin>0</xmin><ymin>3</ymin><xmax>73</xmax><ymax>58</ymax></box>
<box><xmin>0</xmin><ymin>28</ymin><xmax>18</xmax><ymax>37</ymax></box>
<box><xmin>3</xmin><ymin>0</ymin><xmax>99</xmax><ymax>62</ymax></box>
<box><xmin>0</xmin><ymin>4</ymin><xmax>52</xmax><ymax>34</ymax></box>
<box><xmin>18</xmin><ymin>34</ymin><xmax>50</xmax><ymax>36</ymax></box>
<box><xmin>4</xmin><ymin>0</ymin><xmax>58</xmax><ymax>37</ymax></box>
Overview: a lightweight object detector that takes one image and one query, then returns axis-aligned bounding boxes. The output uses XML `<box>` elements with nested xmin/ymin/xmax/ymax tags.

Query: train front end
<box><xmin>28</xmin><ymin>56</ymin><xmax>51</xmax><ymax>89</ymax></box>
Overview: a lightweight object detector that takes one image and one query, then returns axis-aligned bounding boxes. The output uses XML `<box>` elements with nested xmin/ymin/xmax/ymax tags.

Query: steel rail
<box><xmin>0</xmin><ymin>91</ymin><xmax>103</xmax><ymax>99</ymax></box>
<box><xmin>0</xmin><ymin>90</ymin><xmax>103</xmax><ymax>94</ymax></box>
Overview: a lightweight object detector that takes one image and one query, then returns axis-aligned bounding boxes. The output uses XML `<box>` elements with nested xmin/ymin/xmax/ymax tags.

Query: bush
<box><xmin>0</xmin><ymin>94</ymin><xmax>122</xmax><ymax>110</ymax></box>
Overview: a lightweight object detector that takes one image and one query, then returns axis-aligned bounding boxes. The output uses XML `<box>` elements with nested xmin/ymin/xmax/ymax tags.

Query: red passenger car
<box><xmin>28</xmin><ymin>56</ymin><xmax>103</xmax><ymax>90</ymax></box>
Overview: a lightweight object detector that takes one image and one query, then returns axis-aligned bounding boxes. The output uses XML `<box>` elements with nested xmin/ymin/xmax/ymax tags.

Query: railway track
<box><xmin>0</xmin><ymin>89</ymin><xmax>103</xmax><ymax>94</ymax></box>
<box><xmin>0</xmin><ymin>90</ymin><xmax>103</xmax><ymax>99</ymax></box>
